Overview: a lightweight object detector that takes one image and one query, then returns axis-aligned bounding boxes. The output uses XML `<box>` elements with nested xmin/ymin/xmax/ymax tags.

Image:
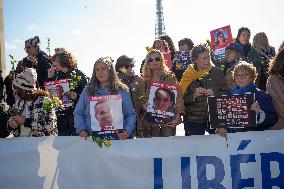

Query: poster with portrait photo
<box><xmin>90</xmin><ymin>95</ymin><xmax>123</xmax><ymax>140</ymax></box>
<box><xmin>208</xmin><ymin>93</ymin><xmax>256</xmax><ymax>129</ymax></box>
<box><xmin>44</xmin><ymin>79</ymin><xmax>72</xmax><ymax>107</ymax></box>
<box><xmin>146</xmin><ymin>82</ymin><xmax>178</xmax><ymax>124</ymax></box>
<box><xmin>210</xmin><ymin>25</ymin><xmax>233</xmax><ymax>60</ymax></box>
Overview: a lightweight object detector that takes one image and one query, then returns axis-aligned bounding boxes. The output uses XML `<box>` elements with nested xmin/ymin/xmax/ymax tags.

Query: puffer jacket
<box><xmin>184</xmin><ymin>67</ymin><xmax>229</xmax><ymax>122</ymax></box>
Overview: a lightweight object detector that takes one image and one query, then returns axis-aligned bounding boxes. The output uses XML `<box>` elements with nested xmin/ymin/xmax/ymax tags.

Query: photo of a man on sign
<box><xmin>147</xmin><ymin>82</ymin><xmax>177</xmax><ymax>124</ymax></box>
<box><xmin>93</xmin><ymin>100</ymin><xmax>114</xmax><ymax>131</ymax></box>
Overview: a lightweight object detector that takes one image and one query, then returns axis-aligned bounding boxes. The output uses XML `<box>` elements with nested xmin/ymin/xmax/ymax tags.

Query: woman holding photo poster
<box><xmin>74</xmin><ymin>57</ymin><xmax>136</xmax><ymax>140</ymax></box>
<box><xmin>218</xmin><ymin>62</ymin><xmax>278</xmax><ymax>137</ymax></box>
<box><xmin>47</xmin><ymin>48</ymin><xmax>87</xmax><ymax>136</ymax></box>
<box><xmin>140</xmin><ymin>49</ymin><xmax>184</xmax><ymax>137</ymax></box>
<box><xmin>180</xmin><ymin>44</ymin><xmax>229</xmax><ymax>135</ymax></box>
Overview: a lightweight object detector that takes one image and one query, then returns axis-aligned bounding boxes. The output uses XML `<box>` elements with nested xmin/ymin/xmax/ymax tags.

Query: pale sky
<box><xmin>4</xmin><ymin>0</ymin><xmax>284</xmax><ymax>77</ymax></box>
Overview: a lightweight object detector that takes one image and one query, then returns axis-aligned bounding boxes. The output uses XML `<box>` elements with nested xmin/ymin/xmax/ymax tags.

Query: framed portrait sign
<box><xmin>208</xmin><ymin>93</ymin><xmax>257</xmax><ymax>129</ymax></box>
<box><xmin>44</xmin><ymin>79</ymin><xmax>72</xmax><ymax>107</ymax></box>
<box><xmin>90</xmin><ymin>95</ymin><xmax>123</xmax><ymax>140</ymax></box>
<box><xmin>146</xmin><ymin>82</ymin><xmax>178</xmax><ymax>124</ymax></box>
<box><xmin>210</xmin><ymin>25</ymin><xmax>233</xmax><ymax>60</ymax></box>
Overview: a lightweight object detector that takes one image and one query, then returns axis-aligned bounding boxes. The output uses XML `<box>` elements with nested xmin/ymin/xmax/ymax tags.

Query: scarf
<box><xmin>227</xmin><ymin>60</ymin><xmax>238</xmax><ymax>71</ymax></box>
<box><xmin>241</xmin><ymin>43</ymin><xmax>251</xmax><ymax>57</ymax></box>
<box><xmin>118</xmin><ymin>73</ymin><xmax>135</xmax><ymax>87</ymax></box>
<box><xmin>179</xmin><ymin>64</ymin><xmax>212</xmax><ymax>94</ymax></box>
<box><xmin>231</xmin><ymin>82</ymin><xmax>256</xmax><ymax>95</ymax></box>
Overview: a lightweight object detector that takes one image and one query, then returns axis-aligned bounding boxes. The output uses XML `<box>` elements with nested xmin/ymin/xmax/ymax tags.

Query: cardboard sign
<box><xmin>90</xmin><ymin>95</ymin><xmax>123</xmax><ymax>140</ymax></box>
<box><xmin>44</xmin><ymin>79</ymin><xmax>72</xmax><ymax>107</ymax></box>
<box><xmin>208</xmin><ymin>93</ymin><xmax>256</xmax><ymax>129</ymax></box>
<box><xmin>146</xmin><ymin>82</ymin><xmax>178</xmax><ymax>124</ymax></box>
<box><xmin>210</xmin><ymin>25</ymin><xmax>233</xmax><ymax>60</ymax></box>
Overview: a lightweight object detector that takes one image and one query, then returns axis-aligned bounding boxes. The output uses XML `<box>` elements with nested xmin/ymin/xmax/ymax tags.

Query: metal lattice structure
<box><xmin>155</xmin><ymin>0</ymin><xmax>166</xmax><ymax>38</ymax></box>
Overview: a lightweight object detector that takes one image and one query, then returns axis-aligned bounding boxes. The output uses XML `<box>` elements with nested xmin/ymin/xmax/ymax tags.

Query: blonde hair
<box><xmin>87</xmin><ymin>57</ymin><xmax>128</xmax><ymax>96</ymax></box>
<box><xmin>233</xmin><ymin>61</ymin><xmax>258</xmax><ymax>82</ymax></box>
<box><xmin>141</xmin><ymin>49</ymin><xmax>170</xmax><ymax>81</ymax></box>
<box><xmin>253</xmin><ymin>32</ymin><xmax>270</xmax><ymax>52</ymax></box>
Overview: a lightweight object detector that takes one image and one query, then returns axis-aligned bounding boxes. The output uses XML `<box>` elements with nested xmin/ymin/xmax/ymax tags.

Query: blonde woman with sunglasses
<box><xmin>140</xmin><ymin>49</ymin><xmax>184</xmax><ymax>137</ymax></box>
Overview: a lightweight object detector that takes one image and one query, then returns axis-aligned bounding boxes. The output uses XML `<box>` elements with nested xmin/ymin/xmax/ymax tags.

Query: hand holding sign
<box><xmin>250</xmin><ymin>101</ymin><xmax>261</xmax><ymax>115</ymax></box>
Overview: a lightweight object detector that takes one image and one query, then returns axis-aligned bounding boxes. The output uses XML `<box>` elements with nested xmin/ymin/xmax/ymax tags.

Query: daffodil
<box><xmin>103</xmin><ymin>140</ymin><xmax>111</xmax><ymax>148</ymax></box>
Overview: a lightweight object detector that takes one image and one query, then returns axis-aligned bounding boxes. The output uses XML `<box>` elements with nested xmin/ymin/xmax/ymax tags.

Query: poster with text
<box><xmin>146</xmin><ymin>82</ymin><xmax>177</xmax><ymax>124</ymax></box>
<box><xmin>90</xmin><ymin>95</ymin><xmax>123</xmax><ymax>140</ymax></box>
<box><xmin>44</xmin><ymin>79</ymin><xmax>72</xmax><ymax>107</ymax></box>
<box><xmin>210</xmin><ymin>25</ymin><xmax>233</xmax><ymax>60</ymax></box>
<box><xmin>208</xmin><ymin>93</ymin><xmax>256</xmax><ymax>129</ymax></box>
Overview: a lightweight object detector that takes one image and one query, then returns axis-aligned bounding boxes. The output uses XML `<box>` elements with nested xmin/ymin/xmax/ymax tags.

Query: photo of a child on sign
<box><xmin>90</xmin><ymin>95</ymin><xmax>123</xmax><ymax>140</ymax></box>
<box><xmin>44</xmin><ymin>79</ymin><xmax>71</xmax><ymax>107</ymax></box>
<box><xmin>210</xmin><ymin>25</ymin><xmax>233</xmax><ymax>60</ymax></box>
<box><xmin>147</xmin><ymin>82</ymin><xmax>177</xmax><ymax>124</ymax></box>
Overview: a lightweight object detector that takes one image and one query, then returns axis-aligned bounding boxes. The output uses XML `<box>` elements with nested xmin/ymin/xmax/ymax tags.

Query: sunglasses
<box><xmin>148</xmin><ymin>57</ymin><xmax>161</xmax><ymax>63</ymax></box>
<box><xmin>124</xmin><ymin>65</ymin><xmax>134</xmax><ymax>69</ymax></box>
<box><xmin>25</xmin><ymin>46</ymin><xmax>32</xmax><ymax>50</ymax></box>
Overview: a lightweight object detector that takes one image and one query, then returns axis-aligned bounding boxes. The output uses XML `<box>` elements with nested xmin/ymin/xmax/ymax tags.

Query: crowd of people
<box><xmin>0</xmin><ymin>26</ymin><xmax>283</xmax><ymax>140</ymax></box>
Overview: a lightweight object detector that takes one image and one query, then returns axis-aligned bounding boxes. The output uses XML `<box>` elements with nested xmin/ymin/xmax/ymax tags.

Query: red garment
<box><xmin>163</xmin><ymin>52</ymin><xmax>172</xmax><ymax>70</ymax></box>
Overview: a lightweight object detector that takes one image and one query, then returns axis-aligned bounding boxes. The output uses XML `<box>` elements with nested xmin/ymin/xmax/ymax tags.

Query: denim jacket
<box><xmin>74</xmin><ymin>86</ymin><xmax>136</xmax><ymax>136</ymax></box>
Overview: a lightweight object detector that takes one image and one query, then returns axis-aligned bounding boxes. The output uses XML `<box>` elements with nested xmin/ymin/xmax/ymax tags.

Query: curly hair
<box><xmin>141</xmin><ymin>49</ymin><xmax>171</xmax><ymax>81</ymax></box>
<box><xmin>87</xmin><ymin>57</ymin><xmax>128</xmax><ymax>96</ymax></box>
<box><xmin>178</xmin><ymin>38</ymin><xmax>194</xmax><ymax>50</ymax></box>
<box><xmin>268</xmin><ymin>49</ymin><xmax>284</xmax><ymax>76</ymax></box>
<box><xmin>253</xmin><ymin>32</ymin><xmax>270</xmax><ymax>52</ymax></box>
<box><xmin>21</xmin><ymin>56</ymin><xmax>38</xmax><ymax>69</ymax></box>
<box><xmin>52</xmin><ymin>48</ymin><xmax>77</xmax><ymax>69</ymax></box>
<box><xmin>152</xmin><ymin>39</ymin><xmax>170</xmax><ymax>52</ymax></box>
<box><xmin>191</xmin><ymin>44</ymin><xmax>210</xmax><ymax>63</ymax></box>
<box><xmin>233</xmin><ymin>61</ymin><xmax>258</xmax><ymax>82</ymax></box>
<box><xmin>115</xmin><ymin>55</ymin><xmax>135</xmax><ymax>72</ymax></box>
<box><xmin>159</xmin><ymin>35</ymin><xmax>176</xmax><ymax>60</ymax></box>
<box><xmin>236</xmin><ymin>27</ymin><xmax>251</xmax><ymax>43</ymax></box>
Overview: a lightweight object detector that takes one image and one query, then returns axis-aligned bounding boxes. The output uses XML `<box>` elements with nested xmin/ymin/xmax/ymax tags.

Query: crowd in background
<box><xmin>0</xmin><ymin>26</ymin><xmax>284</xmax><ymax>139</ymax></box>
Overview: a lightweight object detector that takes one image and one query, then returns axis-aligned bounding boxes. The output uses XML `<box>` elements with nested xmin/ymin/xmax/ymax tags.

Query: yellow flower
<box><xmin>103</xmin><ymin>140</ymin><xmax>111</xmax><ymax>148</ymax></box>
<box><xmin>145</xmin><ymin>46</ymin><xmax>154</xmax><ymax>52</ymax></box>
<box><xmin>77</xmin><ymin>76</ymin><xmax>81</xmax><ymax>81</ymax></box>
<box><xmin>176</xmin><ymin>63</ymin><xmax>181</xmax><ymax>69</ymax></box>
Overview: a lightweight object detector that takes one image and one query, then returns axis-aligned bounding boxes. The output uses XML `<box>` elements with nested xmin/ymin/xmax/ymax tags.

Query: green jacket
<box><xmin>184</xmin><ymin>67</ymin><xmax>229</xmax><ymax>122</ymax></box>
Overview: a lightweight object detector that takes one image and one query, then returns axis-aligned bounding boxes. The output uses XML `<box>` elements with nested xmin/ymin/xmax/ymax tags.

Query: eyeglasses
<box><xmin>148</xmin><ymin>57</ymin><xmax>161</xmax><ymax>63</ymax></box>
<box><xmin>124</xmin><ymin>65</ymin><xmax>134</xmax><ymax>69</ymax></box>
<box><xmin>233</xmin><ymin>74</ymin><xmax>249</xmax><ymax>80</ymax></box>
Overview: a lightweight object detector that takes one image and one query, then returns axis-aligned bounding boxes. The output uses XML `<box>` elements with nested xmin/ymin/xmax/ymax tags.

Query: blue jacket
<box><xmin>74</xmin><ymin>86</ymin><xmax>137</xmax><ymax>136</ymax></box>
<box><xmin>228</xmin><ymin>83</ymin><xmax>278</xmax><ymax>132</ymax></box>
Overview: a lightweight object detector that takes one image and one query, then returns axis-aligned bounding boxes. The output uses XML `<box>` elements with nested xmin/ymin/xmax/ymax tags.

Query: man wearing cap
<box><xmin>225</xmin><ymin>42</ymin><xmax>244</xmax><ymax>89</ymax></box>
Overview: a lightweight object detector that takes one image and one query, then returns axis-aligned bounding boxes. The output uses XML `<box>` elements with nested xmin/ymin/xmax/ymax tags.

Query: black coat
<box><xmin>36</xmin><ymin>50</ymin><xmax>52</xmax><ymax>89</ymax></box>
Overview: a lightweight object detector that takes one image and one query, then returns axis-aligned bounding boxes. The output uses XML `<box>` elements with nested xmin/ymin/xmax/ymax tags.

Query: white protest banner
<box><xmin>0</xmin><ymin>130</ymin><xmax>283</xmax><ymax>189</ymax></box>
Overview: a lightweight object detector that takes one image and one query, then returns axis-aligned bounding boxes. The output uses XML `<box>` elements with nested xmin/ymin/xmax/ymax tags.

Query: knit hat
<box><xmin>25</xmin><ymin>36</ymin><xmax>40</xmax><ymax>49</ymax></box>
<box><xmin>13</xmin><ymin>68</ymin><xmax>37</xmax><ymax>91</ymax></box>
<box><xmin>226</xmin><ymin>42</ymin><xmax>244</xmax><ymax>56</ymax></box>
